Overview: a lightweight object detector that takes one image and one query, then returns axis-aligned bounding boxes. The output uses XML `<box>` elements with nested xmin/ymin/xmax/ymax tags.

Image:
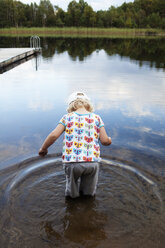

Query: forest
<box><xmin>0</xmin><ymin>0</ymin><xmax>165</xmax><ymax>29</ymax></box>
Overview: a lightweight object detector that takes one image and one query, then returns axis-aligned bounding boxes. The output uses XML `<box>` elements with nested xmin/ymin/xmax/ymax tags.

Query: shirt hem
<box><xmin>62</xmin><ymin>158</ymin><xmax>101</xmax><ymax>163</ymax></box>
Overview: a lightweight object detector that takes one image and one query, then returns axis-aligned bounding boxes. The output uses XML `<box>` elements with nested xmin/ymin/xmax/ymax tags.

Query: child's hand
<box><xmin>38</xmin><ymin>148</ymin><xmax>48</xmax><ymax>157</ymax></box>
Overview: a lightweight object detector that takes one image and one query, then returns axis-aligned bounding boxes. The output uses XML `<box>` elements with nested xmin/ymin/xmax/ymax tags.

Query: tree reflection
<box><xmin>41</xmin><ymin>37</ymin><xmax>165</xmax><ymax>69</ymax></box>
<box><xmin>0</xmin><ymin>37</ymin><xmax>165</xmax><ymax>69</ymax></box>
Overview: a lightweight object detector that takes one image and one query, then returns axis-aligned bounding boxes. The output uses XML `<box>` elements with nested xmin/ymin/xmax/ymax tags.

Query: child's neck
<box><xmin>75</xmin><ymin>107</ymin><xmax>90</xmax><ymax>114</ymax></box>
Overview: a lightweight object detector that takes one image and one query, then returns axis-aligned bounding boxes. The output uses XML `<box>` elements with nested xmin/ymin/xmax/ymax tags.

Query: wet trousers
<box><xmin>64</xmin><ymin>162</ymin><xmax>99</xmax><ymax>198</ymax></box>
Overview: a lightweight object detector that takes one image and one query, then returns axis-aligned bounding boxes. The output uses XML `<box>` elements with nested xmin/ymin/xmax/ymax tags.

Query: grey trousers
<box><xmin>64</xmin><ymin>162</ymin><xmax>99</xmax><ymax>198</ymax></box>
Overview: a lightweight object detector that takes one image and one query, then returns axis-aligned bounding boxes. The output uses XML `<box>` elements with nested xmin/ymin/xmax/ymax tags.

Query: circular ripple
<box><xmin>97</xmin><ymin>159</ymin><xmax>164</xmax><ymax>240</ymax></box>
<box><xmin>1</xmin><ymin>155</ymin><xmax>164</xmax><ymax>247</ymax></box>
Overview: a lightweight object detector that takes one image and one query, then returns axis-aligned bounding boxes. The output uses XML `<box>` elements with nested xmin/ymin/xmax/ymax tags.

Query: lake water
<box><xmin>0</xmin><ymin>37</ymin><xmax>165</xmax><ymax>247</ymax></box>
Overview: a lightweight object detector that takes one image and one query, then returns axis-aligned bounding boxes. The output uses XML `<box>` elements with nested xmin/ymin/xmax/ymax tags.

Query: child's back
<box><xmin>39</xmin><ymin>92</ymin><xmax>111</xmax><ymax>198</ymax></box>
<box><xmin>60</xmin><ymin>111</ymin><xmax>104</xmax><ymax>163</ymax></box>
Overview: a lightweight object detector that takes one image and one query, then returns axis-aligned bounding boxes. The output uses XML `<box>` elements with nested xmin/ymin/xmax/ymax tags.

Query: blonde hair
<box><xmin>67</xmin><ymin>98</ymin><xmax>94</xmax><ymax>113</ymax></box>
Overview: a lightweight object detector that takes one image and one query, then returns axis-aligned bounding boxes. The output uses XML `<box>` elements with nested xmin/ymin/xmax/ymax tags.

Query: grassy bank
<box><xmin>0</xmin><ymin>27</ymin><xmax>165</xmax><ymax>38</ymax></box>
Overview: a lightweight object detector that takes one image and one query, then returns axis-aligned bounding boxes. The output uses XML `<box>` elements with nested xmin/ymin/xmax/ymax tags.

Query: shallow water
<box><xmin>1</xmin><ymin>154</ymin><xmax>165</xmax><ymax>248</ymax></box>
<box><xmin>0</xmin><ymin>37</ymin><xmax>165</xmax><ymax>247</ymax></box>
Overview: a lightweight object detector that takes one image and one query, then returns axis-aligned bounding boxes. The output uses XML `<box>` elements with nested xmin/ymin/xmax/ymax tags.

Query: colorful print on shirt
<box><xmin>59</xmin><ymin>112</ymin><xmax>104</xmax><ymax>163</ymax></box>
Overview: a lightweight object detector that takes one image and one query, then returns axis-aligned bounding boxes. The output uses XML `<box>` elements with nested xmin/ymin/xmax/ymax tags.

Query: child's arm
<box><xmin>39</xmin><ymin>124</ymin><xmax>65</xmax><ymax>156</ymax></box>
<box><xmin>99</xmin><ymin>126</ymin><xmax>112</xmax><ymax>146</ymax></box>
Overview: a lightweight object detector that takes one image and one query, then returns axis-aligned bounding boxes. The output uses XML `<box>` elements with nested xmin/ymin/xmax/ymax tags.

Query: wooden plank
<box><xmin>0</xmin><ymin>48</ymin><xmax>39</xmax><ymax>68</ymax></box>
<box><xmin>0</xmin><ymin>53</ymin><xmax>36</xmax><ymax>74</ymax></box>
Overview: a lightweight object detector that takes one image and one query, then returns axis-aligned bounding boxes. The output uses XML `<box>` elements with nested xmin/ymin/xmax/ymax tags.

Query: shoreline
<box><xmin>0</xmin><ymin>27</ymin><xmax>165</xmax><ymax>38</ymax></box>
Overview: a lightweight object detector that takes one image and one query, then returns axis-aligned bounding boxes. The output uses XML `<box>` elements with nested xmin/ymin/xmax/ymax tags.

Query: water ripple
<box><xmin>0</xmin><ymin>154</ymin><xmax>165</xmax><ymax>248</ymax></box>
<box><xmin>101</xmin><ymin>158</ymin><xmax>163</xmax><ymax>208</ymax></box>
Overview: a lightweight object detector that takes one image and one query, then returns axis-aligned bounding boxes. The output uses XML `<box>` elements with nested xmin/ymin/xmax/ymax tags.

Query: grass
<box><xmin>0</xmin><ymin>27</ymin><xmax>165</xmax><ymax>38</ymax></box>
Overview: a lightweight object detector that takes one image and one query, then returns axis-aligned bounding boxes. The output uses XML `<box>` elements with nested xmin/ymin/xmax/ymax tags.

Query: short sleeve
<box><xmin>99</xmin><ymin>116</ymin><xmax>104</xmax><ymax>128</ymax></box>
<box><xmin>59</xmin><ymin>115</ymin><xmax>67</xmax><ymax>127</ymax></box>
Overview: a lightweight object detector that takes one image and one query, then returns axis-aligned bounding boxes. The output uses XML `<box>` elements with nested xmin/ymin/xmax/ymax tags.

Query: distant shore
<box><xmin>0</xmin><ymin>27</ymin><xmax>165</xmax><ymax>38</ymax></box>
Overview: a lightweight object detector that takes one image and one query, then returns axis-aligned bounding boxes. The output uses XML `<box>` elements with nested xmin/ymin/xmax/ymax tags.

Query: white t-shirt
<box><xmin>59</xmin><ymin>112</ymin><xmax>104</xmax><ymax>163</ymax></box>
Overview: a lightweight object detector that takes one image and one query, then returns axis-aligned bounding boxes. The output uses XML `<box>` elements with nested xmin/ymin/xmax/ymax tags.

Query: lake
<box><xmin>0</xmin><ymin>37</ymin><xmax>165</xmax><ymax>248</ymax></box>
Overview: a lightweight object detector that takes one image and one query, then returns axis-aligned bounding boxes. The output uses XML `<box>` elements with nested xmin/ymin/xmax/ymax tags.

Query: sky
<box><xmin>20</xmin><ymin>0</ymin><xmax>134</xmax><ymax>11</ymax></box>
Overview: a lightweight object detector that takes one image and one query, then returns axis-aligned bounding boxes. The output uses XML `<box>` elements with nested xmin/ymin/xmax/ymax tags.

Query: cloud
<box><xmin>86</xmin><ymin>0</ymin><xmax>134</xmax><ymax>10</ymax></box>
<box><xmin>20</xmin><ymin>0</ymin><xmax>134</xmax><ymax>11</ymax></box>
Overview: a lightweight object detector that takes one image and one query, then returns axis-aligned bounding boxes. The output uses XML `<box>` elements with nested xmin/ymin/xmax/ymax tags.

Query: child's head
<box><xmin>67</xmin><ymin>92</ymin><xmax>94</xmax><ymax>113</ymax></box>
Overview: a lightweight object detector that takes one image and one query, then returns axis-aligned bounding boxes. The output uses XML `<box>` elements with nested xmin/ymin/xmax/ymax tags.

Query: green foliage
<box><xmin>0</xmin><ymin>0</ymin><xmax>164</xmax><ymax>28</ymax></box>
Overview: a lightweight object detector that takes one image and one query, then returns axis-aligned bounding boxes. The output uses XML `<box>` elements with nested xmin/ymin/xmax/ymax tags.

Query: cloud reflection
<box><xmin>66</xmin><ymin>54</ymin><xmax>165</xmax><ymax>118</ymax></box>
<box><xmin>28</xmin><ymin>99</ymin><xmax>54</xmax><ymax>111</ymax></box>
<box><xmin>1</xmin><ymin>50</ymin><xmax>165</xmax><ymax>120</ymax></box>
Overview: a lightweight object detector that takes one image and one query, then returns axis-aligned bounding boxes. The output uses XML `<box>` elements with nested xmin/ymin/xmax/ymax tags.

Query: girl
<box><xmin>39</xmin><ymin>92</ymin><xmax>111</xmax><ymax>198</ymax></box>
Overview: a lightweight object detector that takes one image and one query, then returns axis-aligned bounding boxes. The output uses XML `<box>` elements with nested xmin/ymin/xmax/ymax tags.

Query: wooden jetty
<box><xmin>0</xmin><ymin>48</ymin><xmax>40</xmax><ymax>73</ymax></box>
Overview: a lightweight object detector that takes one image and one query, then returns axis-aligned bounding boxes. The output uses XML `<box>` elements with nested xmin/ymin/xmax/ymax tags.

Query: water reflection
<box><xmin>1</xmin><ymin>37</ymin><xmax>165</xmax><ymax>69</ymax></box>
<box><xmin>0</xmin><ymin>37</ymin><xmax>165</xmax><ymax>165</ymax></box>
<box><xmin>41</xmin><ymin>38</ymin><xmax>165</xmax><ymax>70</ymax></box>
<box><xmin>44</xmin><ymin>197</ymin><xmax>107</xmax><ymax>245</ymax></box>
<box><xmin>0</xmin><ymin>36</ymin><xmax>165</xmax><ymax>248</ymax></box>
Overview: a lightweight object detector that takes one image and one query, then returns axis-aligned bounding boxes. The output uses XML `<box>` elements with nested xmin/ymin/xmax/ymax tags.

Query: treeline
<box><xmin>0</xmin><ymin>0</ymin><xmax>165</xmax><ymax>29</ymax></box>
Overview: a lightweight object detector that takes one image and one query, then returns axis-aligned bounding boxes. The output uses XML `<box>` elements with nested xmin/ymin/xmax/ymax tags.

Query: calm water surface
<box><xmin>0</xmin><ymin>37</ymin><xmax>165</xmax><ymax>247</ymax></box>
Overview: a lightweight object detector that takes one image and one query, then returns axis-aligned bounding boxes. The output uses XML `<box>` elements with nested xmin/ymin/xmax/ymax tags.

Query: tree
<box><xmin>96</xmin><ymin>11</ymin><xmax>106</xmax><ymax>27</ymax></box>
<box><xmin>82</xmin><ymin>5</ymin><xmax>96</xmax><ymax>27</ymax></box>
<box><xmin>0</xmin><ymin>0</ymin><xmax>16</xmax><ymax>27</ymax></box>
<box><xmin>14</xmin><ymin>1</ymin><xmax>27</xmax><ymax>27</ymax></box>
<box><xmin>54</xmin><ymin>6</ymin><xmax>65</xmax><ymax>27</ymax></box>
<box><xmin>67</xmin><ymin>0</ymin><xmax>81</xmax><ymax>26</ymax></box>
<box><xmin>160</xmin><ymin>18</ymin><xmax>165</xmax><ymax>29</ymax></box>
<box><xmin>0</xmin><ymin>0</ymin><xmax>164</xmax><ymax>28</ymax></box>
<box><xmin>37</xmin><ymin>0</ymin><xmax>55</xmax><ymax>27</ymax></box>
<box><xmin>147</xmin><ymin>12</ymin><xmax>161</xmax><ymax>28</ymax></box>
